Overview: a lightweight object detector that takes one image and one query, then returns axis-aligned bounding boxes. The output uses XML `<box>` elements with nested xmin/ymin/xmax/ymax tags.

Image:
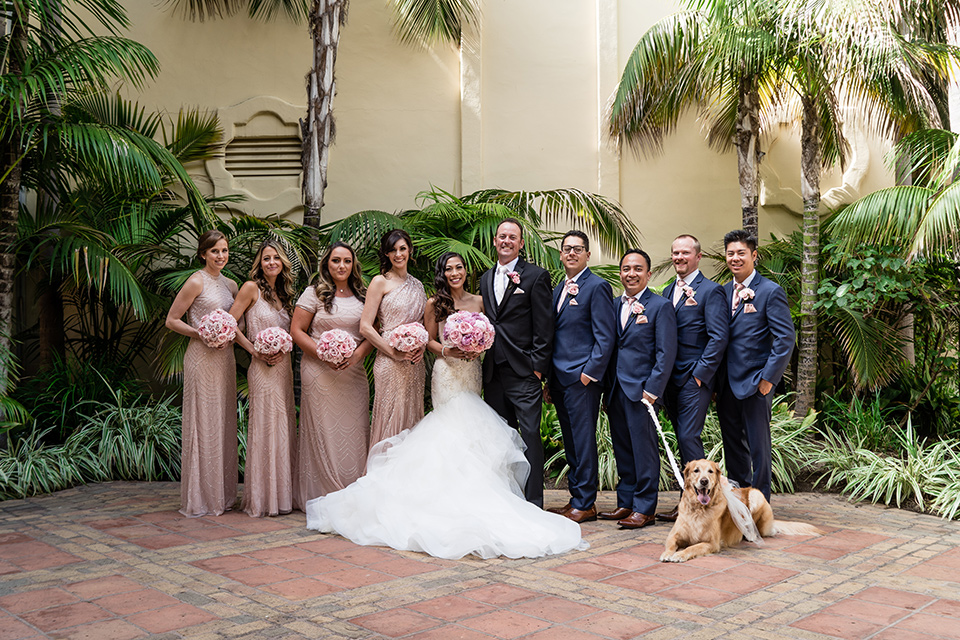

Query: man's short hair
<box><xmin>619</xmin><ymin>248</ymin><xmax>651</xmax><ymax>271</ymax></box>
<box><xmin>496</xmin><ymin>217</ymin><xmax>523</xmax><ymax>235</ymax></box>
<box><xmin>562</xmin><ymin>229</ymin><xmax>589</xmax><ymax>252</ymax></box>
<box><xmin>674</xmin><ymin>234</ymin><xmax>702</xmax><ymax>254</ymax></box>
<box><xmin>723</xmin><ymin>229</ymin><xmax>757</xmax><ymax>252</ymax></box>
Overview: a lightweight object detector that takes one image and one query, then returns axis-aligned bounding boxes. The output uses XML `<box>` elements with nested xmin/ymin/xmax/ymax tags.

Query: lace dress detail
<box><xmin>181</xmin><ymin>270</ymin><xmax>238</xmax><ymax>517</ymax></box>
<box><xmin>306</xmin><ymin>313</ymin><xmax>587</xmax><ymax>559</ymax></box>
<box><xmin>294</xmin><ymin>289</ymin><xmax>369</xmax><ymax>507</ymax></box>
<box><xmin>241</xmin><ymin>293</ymin><xmax>296</xmax><ymax>517</ymax></box>
<box><xmin>369</xmin><ymin>274</ymin><xmax>426</xmax><ymax>448</ymax></box>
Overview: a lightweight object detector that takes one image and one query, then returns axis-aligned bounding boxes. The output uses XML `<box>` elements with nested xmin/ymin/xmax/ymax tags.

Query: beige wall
<box><xmin>123</xmin><ymin>0</ymin><xmax>895</xmax><ymax>275</ymax></box>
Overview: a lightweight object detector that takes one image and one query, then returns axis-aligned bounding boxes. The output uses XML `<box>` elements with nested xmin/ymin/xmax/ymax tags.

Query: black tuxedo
<box><xmin>480</xmin><ymin>258</ymin><xmax>554</xmax><ymax>506</ymax></box>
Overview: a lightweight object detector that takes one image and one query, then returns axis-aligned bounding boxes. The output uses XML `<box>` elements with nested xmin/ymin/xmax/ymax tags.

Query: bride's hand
<box><xmin>443</xmin><ymin>346</ymin><xmax>469</xmax><ymax>360</ymax></box>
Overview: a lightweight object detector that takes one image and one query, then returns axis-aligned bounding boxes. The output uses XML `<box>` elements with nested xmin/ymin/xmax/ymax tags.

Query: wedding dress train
<box><xmin>305</xmin><ymin>343</ymin><xmax>586</xmax><ymax>559</ymax></box>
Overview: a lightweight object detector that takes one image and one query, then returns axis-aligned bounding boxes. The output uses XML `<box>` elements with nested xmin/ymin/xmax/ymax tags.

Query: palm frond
<box><xmin>390</xmin><ymin>0</ymin><xmax>478</xmax><ymax>47</ymax></box>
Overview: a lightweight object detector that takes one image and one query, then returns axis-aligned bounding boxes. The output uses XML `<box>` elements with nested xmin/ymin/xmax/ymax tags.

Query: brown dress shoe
<box><xmin>655</xmin><ymin>506</ymin><xmax>679</xmax><ymax>522</ymax></box>
<box><xmin>598</xmin><ymin>507</ymin><xmax>632</xmax><ymax>520</ymax></box>
<box><xmin>547</xmin><ymin>502</ymin><xmax>573</xmax><ymax>515</ymax></box>
<box><xmin>618</xmin><ymin>512</ymin><xmax>656</xmax><ymax>529</ymax></box>
<box><xmin>564</xmin><ymin>506</ymin><xmax>598</xmax><ymax>523</ymax></box>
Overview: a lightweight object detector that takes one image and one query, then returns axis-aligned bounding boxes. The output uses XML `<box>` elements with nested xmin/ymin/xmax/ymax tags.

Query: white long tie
<box><xmin>494</xmin><ymin>265</ymin><xmax>508</xmax><ymax>305</ymax></box>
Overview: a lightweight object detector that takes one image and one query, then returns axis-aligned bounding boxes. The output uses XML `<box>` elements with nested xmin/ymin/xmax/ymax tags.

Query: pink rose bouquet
<box><xmin>316</xmin><ymin>329</ymin><xmax>357</xmax><ymax>364</ymax></box>
<box><xmin>443</xmin><ymin>311</ymin><xmax>496</xmax><ymax>354</ymax></box>
<box><xmin>253</xmin><ymin>326</ymin><xmax>293</xmax><ymax>360</ymax></box>
<box><xmin>388</xmin><ymin>322</ymin><xmax>429</xmax><ymax>353</ymax></box>
<box><xmin>198</xmin><ymin>308</ymin><xmax>237</xmax><ymax>348</ymax></box>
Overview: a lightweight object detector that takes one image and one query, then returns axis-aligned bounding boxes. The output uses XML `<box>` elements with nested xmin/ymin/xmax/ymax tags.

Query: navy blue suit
<box><xmin>717</xmin><ymin>271</ymin><xmax>795</xmax><ymax>501</ymax></box>
<box><xmin>604</xmin><ymin>289</ymin><xmax>677</xmax><ymax>515</ymax></box>
<box><xmin>661</xmin><ymin>272</ymin><xmax>728</xmax><ymax>469</ymax></box>
<box><xmin>481</xmin><ymin>258</ymin><xmax>554</xmax><ymax>507</ymax></box>
<box><xmin>549</xmin><ymin>268</ymin><xmax>616</xmax><ymax>510</ymax></box>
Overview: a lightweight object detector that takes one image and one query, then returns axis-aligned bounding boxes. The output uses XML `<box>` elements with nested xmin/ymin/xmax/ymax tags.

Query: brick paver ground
<box><xmin>1</xmin><ymin>482</ymin><xmax>959</xmax><ymax>639</ymax></box>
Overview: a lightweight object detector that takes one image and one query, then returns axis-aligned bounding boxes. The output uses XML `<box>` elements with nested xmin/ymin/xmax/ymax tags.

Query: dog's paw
<box><xmin>659</xmin><ymin>551</ymin><xmax>684</xmax><ymax>563</ymax></box>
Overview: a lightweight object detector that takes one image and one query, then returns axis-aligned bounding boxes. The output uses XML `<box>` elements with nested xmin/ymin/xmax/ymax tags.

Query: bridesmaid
<box><xmin>360</xmin><ymin>229</ymin><xmax>427</xmax><ymax>448</ymax></box>
<box><xmin>165</xmin><ymin>230</ymin><xmax>239</xmax><ymax>517</ymax></box>
<box><xmin>229</xmin><ymin>240</ymin><xmax>298</xmax><ymax>517</ymax></box>
<box><xmin>291</xmin><ymin>241</ymin><xmax>373</xmax><ymax>506</ymax></box>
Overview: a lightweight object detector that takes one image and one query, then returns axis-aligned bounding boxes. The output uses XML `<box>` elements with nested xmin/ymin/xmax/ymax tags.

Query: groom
<box><xmin>481</xmin><ymin>218</ymin><xmax>555</xmax><ymax>507</ymax></box>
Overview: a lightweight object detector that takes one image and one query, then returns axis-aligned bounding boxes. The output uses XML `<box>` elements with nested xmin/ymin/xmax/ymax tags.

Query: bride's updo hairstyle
<box><xmin>249</xmin><ymin>239</ymin><xmax>296</xmax><ymax>315</ymax></box>
<box><xmin>196</xmin><ymin>229</ymin><xmax>227</xmax><ymax>263</ymax></box>
<box><xmin>378</xmin><ymin>229</ymin><xmax>414</xmax><ymax>274</ymax></box>
<box><xmin>315</xmin><ymin>241</ymin><xmax>367</xmax><ymax>313</ymax></box>
<box><xmin>432</xmin><ymin>252</ymin><xmax>464</xmax><ymax>323</ymax></box>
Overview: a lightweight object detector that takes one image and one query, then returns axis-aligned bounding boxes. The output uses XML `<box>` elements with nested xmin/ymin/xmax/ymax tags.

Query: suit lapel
<box><xmin>731</xmin><ymin>273</ymin><xmax>759</xmax><ymax>321</ymax></box>
<box><xmin>622</xmin><ymin>288</ymin><xmax>651</xmax><ymax>336</ymax></box>
<box><xmin>557</xmin><ymin>268</ymin><xmax>589</xmax><ymax>317</ymax></box>
<box><xmin>495</xmin><ymin>259</ymin><xmax>523</xmax><ymax>316</ymax></box>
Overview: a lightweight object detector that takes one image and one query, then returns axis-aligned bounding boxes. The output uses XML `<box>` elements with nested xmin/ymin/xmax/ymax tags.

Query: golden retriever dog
<box><xmin>660</xmin><ymin>459</ymin><xmax>821</xmax><ymax>563</ymax></box>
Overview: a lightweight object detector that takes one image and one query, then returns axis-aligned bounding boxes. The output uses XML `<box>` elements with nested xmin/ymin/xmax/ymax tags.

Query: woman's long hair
<box><xmin>196</xmin><ymin>229</ymin><xmax>227</xmax><ymax>263</ymax></box>
<box><xmin>315</xmin><ymin>241</ymin><xmax>367</xmax><ymax>314</ymax></box>
<box><xmin>249</xmin><ymin>239</ymin><xmax>295</xmax><ymax>315</ymax></box>
<box><xmin>378</xmin><ymin>228</ymin><xmax>413</xmax><ymax>274</ymax></box>
<box><xmin>432</xmin><ymin>252</ymin><xmax>464</xmax><ymax>324</ymax></box>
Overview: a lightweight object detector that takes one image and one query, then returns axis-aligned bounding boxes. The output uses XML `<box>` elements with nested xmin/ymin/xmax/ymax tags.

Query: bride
<box><xmin>306</xmin><ymin>252</ymin><xmax>585</xmax><ymax>559</ymax></box>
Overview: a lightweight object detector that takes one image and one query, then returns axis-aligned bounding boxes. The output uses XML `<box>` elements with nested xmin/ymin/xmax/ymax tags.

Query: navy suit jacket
<box><xmin>723</xmin><ymin>272</ymin><xmax>795</xmax><ymax>400</ymax></box>
<box><xmin>605</xmin><ymin>288</ymin><xmax>677</xmax><ymax>403</ymax></box>
<box><xmin>480</xmin><ymin>258</ymin><xmax>555</xmax><ymax>382</ymax></box>
<box><xmin>662</xmin><ymin>272</ymin><xmax>728</xmax><ymax>389</ymax></box>
<box><xmin>550</xmin><ymin>268</ymin><xmax>616</xmax><ymax>388</ymax></box>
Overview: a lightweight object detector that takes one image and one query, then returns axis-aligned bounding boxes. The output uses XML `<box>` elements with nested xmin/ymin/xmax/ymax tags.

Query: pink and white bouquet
<box><xmin>316</xmin><ymin>329</ymin><xmax>357</xmax><ymax>364</ymax></box>
<box><xmin>443</xmin><ymin>311</ymin><xmax>496</xmax><ymax>354</ymax></box>
<box><xmin>388</xmin><ymin>322</ymin><xmax>429</xmax><ymax>353</ymax></box>
<box><xmin>198</xmin><ymin>308</ymin><xmax>237</xmax><ymax>348</ymax></box>
<box><xmin>253</xmin><ymin>326</ymin><xmax>293</xmax><ymax>360</ymax></box>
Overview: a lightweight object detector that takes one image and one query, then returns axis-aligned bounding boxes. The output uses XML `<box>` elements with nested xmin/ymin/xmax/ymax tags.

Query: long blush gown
<box><xmin>241</xmin><ymin>292</ymin><xmax>296</xmax><ymax>517</ymax></box>
<box><xmin>305</xmin><ymin>322</ymin><xmax>586</xmax><ymax>559</ymax></box>
<box><xmin>368</xmin><ymin>274</ymin><xmax>426</xmax><ymax>448</ymax></box>
<box><xmin>294</xmin><ymin>287</ymin><xmax>369</xmax><ymax>509</ymax></box>
<box><xmin>180</xmin><ymin>270</ymin><xmax>238</xmax><ymax>517</ymax></box>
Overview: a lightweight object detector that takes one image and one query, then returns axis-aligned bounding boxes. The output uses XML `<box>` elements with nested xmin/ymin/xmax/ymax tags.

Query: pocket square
<box><xmin>568</xmin><ymin>298</ymin><xmax>579</xmax><ymax>306</ymax></box>
<box><xmin>684</xmin><ymin>298</ymin><xmax>698</xmax><ymax>306</ymax></box>
<box><xmin>513</xmin><ymin>288</ymin><xmax>525</xmax><ymax>294</ymax></box>
<box><xmin>744</xmin><ymin>303</ymin><xmax>757</xmax><ymax>313</ymax></box>
<box><xmin>635</xmin><ymin>315</ymin><xmax>648</xmax><ymax>324</ymax></box>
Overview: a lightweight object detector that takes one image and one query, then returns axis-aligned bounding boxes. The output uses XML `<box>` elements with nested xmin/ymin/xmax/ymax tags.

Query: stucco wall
<box><xmin>122</xmin><ymin>0</ymin><xmax>896</xmax><ymax>274</ymax></box>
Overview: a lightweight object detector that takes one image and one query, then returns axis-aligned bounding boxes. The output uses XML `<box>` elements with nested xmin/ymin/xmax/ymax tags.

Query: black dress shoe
<box><xmin>656</xmin><ymin>506</ymin><xmax>679</xmax><ymax>522</ymax></box>
<box><xmin>564</xmin><ymin>506</ymin><xmax>598</xmax><ymax>523</ymax></box>
<box><xmin>618</xmin><ymin>512</ymin><xmax>656</xmax><ymax>529</ymax></box>
<box><xmin>547</xmin><ymin>502</ymin><xmax>573</xmax><ymax>515</ymax></box>
<box><xmin>598</xmin><ymin>507</ymin><xmax>632</xmax><ymax>520</ymax></box>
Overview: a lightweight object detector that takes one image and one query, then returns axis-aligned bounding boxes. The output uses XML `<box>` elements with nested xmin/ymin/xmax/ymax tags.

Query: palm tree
<box><xmin>608</xmin><ymin>0</ymin><xmax>785</xmax><ymax>238</ymax></box>
<box><xmin>0</xmin><ymin>0</ymin><xmax>169</xmax><ymax>388</ymax></box>
<box><xmin>169</xmin><ymin>0</ymin><xmax>478</xmax><ymax>233</ymax></box>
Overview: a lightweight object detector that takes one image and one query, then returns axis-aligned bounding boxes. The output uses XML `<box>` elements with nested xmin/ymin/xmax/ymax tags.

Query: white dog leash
<box><xmin>640</xmin><ymin>397</ymin><xmax>762</xmax><ymax>544</ymax></box>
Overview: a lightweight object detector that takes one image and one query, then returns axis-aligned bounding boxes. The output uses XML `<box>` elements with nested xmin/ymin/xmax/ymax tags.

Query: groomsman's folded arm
<box><xmin>693</xmin><ymin>284</ymin><xmax>730</xmax><ymax>387</ymax></box>
<box><xmin>761</xmin><ymin>285</ymin><xmax>796</xmax><ymax>390</ymax></box>
<box><xmin>529</xmin><ymin>268</ymin><xmax>555</xmax><ymax>378</ymax></box>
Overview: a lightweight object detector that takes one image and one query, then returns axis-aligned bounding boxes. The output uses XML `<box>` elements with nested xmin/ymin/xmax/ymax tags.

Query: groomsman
<box><xmin>547</xmin><ymin>231</ymin><xmax>616</xmax><ymax>522</ymax></box>
<box><xmin>717</xmin><ymin>230</ymin><xmax>795</xmax><ymax>501</ymax></box>
<box><xmin>657</xmin><ymin>235</ymin><xmax>728</xmax><ymax>521</ymax></box>
<box><xmin>481</xmin><ymin>218</ymin><xmax>555</xmax><ymax>507</ymax></box>
<box><xmin>601</xmin><ymin>249</ymin><xmax>677</xmax><ymax>529</ymax></box>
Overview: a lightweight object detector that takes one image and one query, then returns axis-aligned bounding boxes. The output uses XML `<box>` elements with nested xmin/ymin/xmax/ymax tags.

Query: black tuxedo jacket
<box><xmin>480</xmin><ymin>258</ymin><xmax>554</xmax><ymax>382</ymax></box>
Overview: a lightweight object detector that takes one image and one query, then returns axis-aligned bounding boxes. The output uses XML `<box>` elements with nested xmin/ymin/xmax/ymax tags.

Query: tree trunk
<box><xmin>36</xmin><ymin>276</ymin><xmax>65</xmax><ymax>371</ymax></box>
<box><xmin>796</xmin><ymin>96</ymin><xmax>820</xmax><ymax>416</ymax></box>
<box><xmin>301</xmin><ymin>0</ymin><xmax>347</xmax><ymax>233</ymax></box>
<box><xmin>735</xmin><ymin>77</ymin><xmax>761</xmax><ymax>238</ymax></box>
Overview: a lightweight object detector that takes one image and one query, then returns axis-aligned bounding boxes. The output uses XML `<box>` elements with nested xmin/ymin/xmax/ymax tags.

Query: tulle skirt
<box><xmin>306</xmin><ymin>393</ymin><xmax>586</xmax><ymax>559</ymax></box>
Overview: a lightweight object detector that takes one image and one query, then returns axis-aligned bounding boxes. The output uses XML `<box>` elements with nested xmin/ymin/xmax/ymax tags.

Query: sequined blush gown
<box><xmin>305</xmin><ymin>318</ymin><xmax>586</xmax><ymax>560</ymax></box>
<box><xmin>241</xmin><ymin>292</ymin><xmax>296</xmax><ymax>517</ymax></box>
<box><xmin>180</xmin><ymin>270</ymin><xmax>238</xmax><ymax>517</ymax></box>
<box><xmin>368</xmin><ymin>274</ymin><xmax>426</xmax><ymax>448</ymax></box>
<box><xmin>294</xmin><ymin>288</ymin><xmax>369</xmax><ymax>508</ymax></box>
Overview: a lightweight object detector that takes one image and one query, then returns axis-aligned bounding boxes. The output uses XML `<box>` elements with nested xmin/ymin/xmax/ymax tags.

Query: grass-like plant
<box><xmin>0</xmin><ymin>426</ymin><xmax>102</xmax><ymax>499</ymax></box>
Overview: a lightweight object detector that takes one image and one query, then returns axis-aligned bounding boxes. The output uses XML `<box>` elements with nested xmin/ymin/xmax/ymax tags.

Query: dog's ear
<box><xmin>683</xmin><ymin>461</ymin><xmax>695</xmax><ymax>479</ymax></box>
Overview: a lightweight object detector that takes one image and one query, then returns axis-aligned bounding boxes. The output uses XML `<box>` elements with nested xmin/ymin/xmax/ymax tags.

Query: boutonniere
<box><xmin>682</xmin><ymin>285</ymin><xmax>695</xmax><ymax>299</ymax></box>
<box><xmin>567</xmin><ymin>283</ymin><xmax>579</xmax><ymax>296</ymax></box>
<box><xmin>632</xmin><ymin>301</ymin><xmax>647</xmax><ymax>324</ymax></box>
<box><xmin>507</xmin><ymin>271</ymin><xmax>520</xmax><ymax>285</ymax></box>
<box><xmin>737</xmin><ymin>287</ymin><xmax>755</xmax><ymax>302</ymax></box>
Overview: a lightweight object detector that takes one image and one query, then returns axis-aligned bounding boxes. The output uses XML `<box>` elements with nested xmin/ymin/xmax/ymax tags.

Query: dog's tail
<box><xmin>772</xmin><ymin>520</ymin><xmax>822</xmax><ymax>536</ymax></box>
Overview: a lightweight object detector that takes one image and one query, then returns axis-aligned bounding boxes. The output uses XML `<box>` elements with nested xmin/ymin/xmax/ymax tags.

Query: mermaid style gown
<box><xmin>305</xmin><ymin>326</ymin><xmax>586</xmax><ymax>560</ymax></box>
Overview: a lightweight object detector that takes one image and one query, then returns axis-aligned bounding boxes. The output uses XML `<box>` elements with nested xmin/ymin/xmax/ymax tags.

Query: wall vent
<box><xmin>224</xmin><ymin>136</ymin><xmax>302</xmax><ymax>179</ymax></box>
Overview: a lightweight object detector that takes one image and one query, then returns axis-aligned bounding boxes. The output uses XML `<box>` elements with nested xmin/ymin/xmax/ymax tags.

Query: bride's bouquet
<box><xmin>443</xmin><ymin>311</ymin><xmax>496</xmax><ymax>354</ymax></box>
<box><xmin>253</xmin><ymin>327</ymin><xmax>293</xmax><ymax>362</ymax></box>
<box><xmin>197</xmin><ymin>308</ymin><xmax>237</xmax><ymax>348</ymax></box>
<box><xmin>388</xmin><ymin>322</ymin><xmax>429</xmax><ymax>353</ymax></box>
<box><xmin>316</xmin><ymin>329</ymin><xmax>357</xmax><ymax>364</ymax></box>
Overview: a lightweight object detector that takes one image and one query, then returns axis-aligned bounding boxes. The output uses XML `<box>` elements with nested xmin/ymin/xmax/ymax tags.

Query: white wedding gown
<box><xmin>305</xmin><ymin>343</ymin><xmax>586</xmax><ymax>560</ymax></box>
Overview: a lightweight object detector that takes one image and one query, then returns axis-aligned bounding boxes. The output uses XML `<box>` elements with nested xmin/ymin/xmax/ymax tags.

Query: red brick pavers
<box><xmin>0</xmin><ymin>482</ymin><xmax>958</xmax><ymax>638</ymax></box>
